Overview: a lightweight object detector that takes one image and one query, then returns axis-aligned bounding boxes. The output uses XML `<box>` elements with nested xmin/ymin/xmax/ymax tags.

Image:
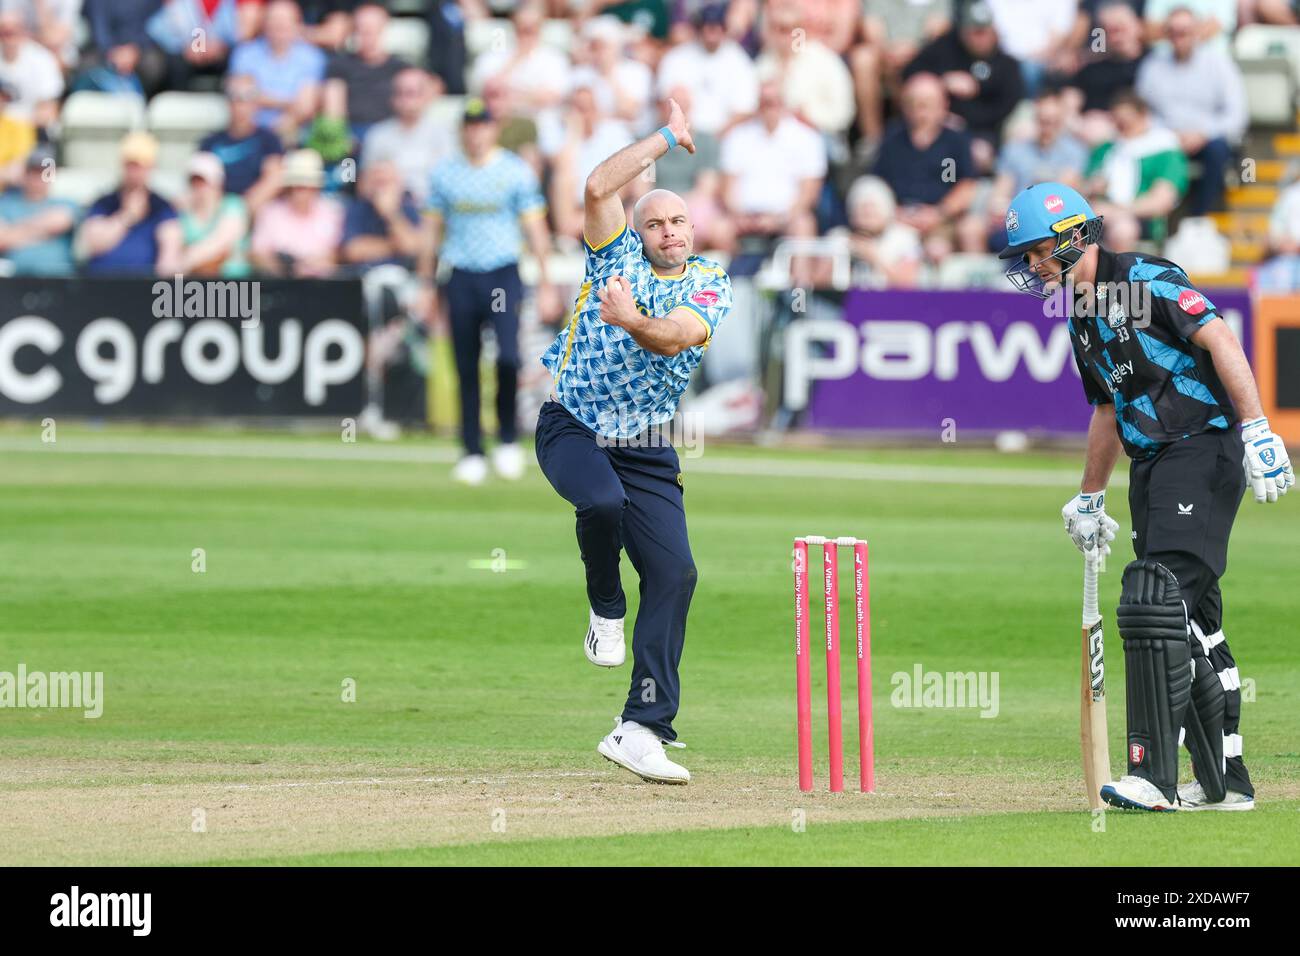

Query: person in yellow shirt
<box><xmin>0</xmin><ymin>81</ymin><xmax>35</xmax><ymax>183</ymax></box>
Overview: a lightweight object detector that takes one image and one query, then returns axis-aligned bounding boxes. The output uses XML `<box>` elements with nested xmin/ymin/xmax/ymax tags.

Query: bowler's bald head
<box><xmin>633</xmin><ymin>189</ymin><xmax>693</xmax><ymax>270</ymax></box>
<box><xmin>633</xmin><ymin>189</ymin><xmax>687</xmax><ymax>231</ymax></box>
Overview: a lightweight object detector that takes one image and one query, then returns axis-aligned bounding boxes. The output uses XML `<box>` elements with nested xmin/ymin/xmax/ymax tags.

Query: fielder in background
<box><xmin>1001</xmin><ymin>182</ymin><xmax>1295</xmax><ymax>812</ymax></box>
<box><xmin>536</xmin><ymin>99</ymin><xmax>732</xmax><ymax>785</ymax></box>
<box><xmin>421</xmin><ymin>98</ymin><xmax>560</xmax><ymax>485</ymax></box>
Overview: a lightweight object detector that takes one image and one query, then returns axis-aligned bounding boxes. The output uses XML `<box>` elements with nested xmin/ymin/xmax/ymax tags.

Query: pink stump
<box><xmin>794</xmin><ymin>539</ymin><xmax>812</xmax><ymax>792</ymax></box>
<box><xmin>855</xmin><ymin>540</ymin><xmax>874</xmax><ymax>793</ymax></box>
<box><xmin>824</xmin><ymin>542</ymin><xmax>843</xmax><ymax>793</ymax></box>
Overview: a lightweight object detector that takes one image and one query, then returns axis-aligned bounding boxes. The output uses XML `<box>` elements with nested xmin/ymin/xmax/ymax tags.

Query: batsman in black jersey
<box><xmin>1001</xmin><ymin>183</ymin><xmax>1295</xmax><ymax>812</ymax></box>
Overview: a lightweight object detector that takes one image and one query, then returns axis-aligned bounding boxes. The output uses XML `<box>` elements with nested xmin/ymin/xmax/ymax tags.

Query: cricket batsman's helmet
<box><xmin>998</xmin><ymin>182</ymin><xmax>1104</xmax><ymax>298</ymax></box>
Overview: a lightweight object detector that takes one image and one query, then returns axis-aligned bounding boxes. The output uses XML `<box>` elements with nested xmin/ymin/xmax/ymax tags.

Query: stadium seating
<box><xmin>1234</xmin><ymin>25</ymin><xmax>1300</xmax><ymax>128</ymax></box>
<box><xmin>60</xmin><ymin>92</ymin><xmax>146</xmax><ymax>170</ymax></box>
<box><xmin>465</xmin><ymin>17</ymin><xmax>574</xmax><ymax>59</ymax></box>
<box><xmin>429</xmin><ymin>94</ymin><xmax>466</xmax><ymax>130</ymax></box>
<box><xmin>384</xmin><ymin>17</ymin><xmax>430</xmax><ymax>64</ymax></box>
<box><xmin>465</xmin><ymin>17</ymin><xmax>507</xmax><ymax>58</ymax></box>
<box><xmin>47</xmin><ymin>167</ymin><xmax>116</xmax><ymax>206</ymax></box>
<box><xmin>4</xmin><ymin>1</ymin><xmax>1297</xmax><ymax>298</ymax></box>
<box><xmin>1235</xmin><ymin>25</ymin><xmax>1300</xmax><ymax>85</ymax></box>
<box><xmin>1237</xmin><ymin>59</ymin><xmax>1297</xmax><ymax>128</ymax></box>
<box><xmin>935</xmin><ymin>254</ymin><xmax>1012</xmax><ymax>290</ymax></box>
<box><xmin>542</xmin><ymin>19</ymin><xmax>575</xmax><ymax>54</ymax></box>
<box><xmin>147</xmin><ymin>92</ymin><xmax>231</xmax><ymax>172</ymax></box>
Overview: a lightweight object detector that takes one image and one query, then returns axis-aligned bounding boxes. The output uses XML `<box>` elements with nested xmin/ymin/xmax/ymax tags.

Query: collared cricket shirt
<box><xmin>540</xmin><ymin>223</ymin><xmax>732</xmax><ymax>439</ymax></box>
<box><xmin>1068</xmin><ymin>247</ymin><xmax>1236</xmax><ymax>459</ymax></box>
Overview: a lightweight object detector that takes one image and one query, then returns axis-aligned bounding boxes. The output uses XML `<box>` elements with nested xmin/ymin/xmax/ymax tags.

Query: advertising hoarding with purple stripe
<box><xmin>803</xmin><ymin>289</ymin><xmax>1252</xmax><ymax>434</ymax></box>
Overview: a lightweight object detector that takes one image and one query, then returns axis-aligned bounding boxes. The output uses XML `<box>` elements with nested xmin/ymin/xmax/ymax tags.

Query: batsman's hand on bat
<box><xmin>1062</xmin><ymin>490</ymin><xmax>1119</xmax><ymax>559</ymax></box>
<box><xmin>1241</xmin><ymin>417</ymin><xmax>1294</xmax><ymax>504</ymax></box>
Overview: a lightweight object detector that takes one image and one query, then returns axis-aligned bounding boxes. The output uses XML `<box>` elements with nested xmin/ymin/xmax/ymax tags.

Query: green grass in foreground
<box><xmin>2</xmin><ymin>425</ymin><xmax>1298</xmax><ymax>865</ymax></box>
<box><xmin>227</xmin><ymin>801</ymin><xmax>1300</xmax><ymax>867</ymax></box>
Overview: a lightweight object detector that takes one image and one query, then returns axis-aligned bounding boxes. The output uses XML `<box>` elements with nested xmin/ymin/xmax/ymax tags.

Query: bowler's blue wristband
<box><xmin>658</xmin><ymin>126</ymin><xmax>678</xmax><ymax>151</ymax></box>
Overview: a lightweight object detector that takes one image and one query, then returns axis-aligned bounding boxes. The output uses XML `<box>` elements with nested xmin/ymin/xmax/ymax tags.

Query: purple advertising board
<box><xmin>803</xmin><ymin>289</ymin><xmax>1252</xmax><ymax>434</ymax></box>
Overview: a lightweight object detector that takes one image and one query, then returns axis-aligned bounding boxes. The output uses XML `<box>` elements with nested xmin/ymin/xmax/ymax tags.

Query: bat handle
<box><xmin>1083</xmin><ymin>551</ymin><xmax>1100</xmax><ymax>626</ymax></box>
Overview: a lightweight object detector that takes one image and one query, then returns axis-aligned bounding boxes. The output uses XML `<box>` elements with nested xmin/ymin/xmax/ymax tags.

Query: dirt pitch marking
<box><xmin>0</xmin><ymin>756</ymin><xmax>1099</xmax><ymax>866</ymax></box>
<box><xmin>9</xmin><ymin>756</ymin><xmax>1294</xmax><ymax>865</ymax></box>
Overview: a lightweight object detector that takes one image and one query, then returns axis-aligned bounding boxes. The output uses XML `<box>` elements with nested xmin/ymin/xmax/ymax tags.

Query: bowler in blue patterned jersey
<box><xmin>1001</xmin><ymin>182</ymin><xmax>1294</xmax><ymax>813</ymax></box>
<box><xmin>536</xmin><ymin>98</ymin><xmax>732</xmax><ymax>784</ymax></box>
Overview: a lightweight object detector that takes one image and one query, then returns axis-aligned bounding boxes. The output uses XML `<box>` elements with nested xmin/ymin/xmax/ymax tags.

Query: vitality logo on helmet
<box><xmin>999</xmin><ymin>183</ymin><xmax>1105</xmax><ymax>299</ymax></box>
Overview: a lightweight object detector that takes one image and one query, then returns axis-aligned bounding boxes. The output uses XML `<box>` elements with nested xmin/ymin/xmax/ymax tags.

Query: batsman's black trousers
<box><xmin>445</xmin><ymin>263</ymin><xmax>522</xmax><ymax>456</ymax></box>
<box><xmin>1128</xmin><ymin>426</ymin><xmax>1252</xmax><ymax>795</ymax></box>
<box><xmin>535</xmin><ymin>399</ymin><xmax>695</xmax><ymax>741</ymax></box>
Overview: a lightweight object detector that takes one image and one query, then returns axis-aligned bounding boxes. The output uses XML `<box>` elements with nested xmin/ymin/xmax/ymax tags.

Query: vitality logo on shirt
<box><xmin>1178</xmin><ymin>290</ymin><xmax>1207</xmax><ymax>315</ymax></box>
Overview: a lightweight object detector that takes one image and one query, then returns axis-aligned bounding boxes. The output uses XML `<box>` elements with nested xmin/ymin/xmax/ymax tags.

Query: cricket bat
<box><xmin>1080</xmin><ymin>550</ymin><xmax>1110</xmax><ymax>810</ymax></box>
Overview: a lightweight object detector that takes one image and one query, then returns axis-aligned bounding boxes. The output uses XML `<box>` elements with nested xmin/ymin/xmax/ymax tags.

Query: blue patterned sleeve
<box><xmin>677</xmin><ymin>269</ymin><xmax>732</xmax><ymax>347</ymax></box>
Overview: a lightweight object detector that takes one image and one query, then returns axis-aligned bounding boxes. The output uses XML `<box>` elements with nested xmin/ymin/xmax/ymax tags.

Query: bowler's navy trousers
<box><xmin>535</xmin><ymin>399</ymin><xmax>696</xmax><ymax>740</ymax></box>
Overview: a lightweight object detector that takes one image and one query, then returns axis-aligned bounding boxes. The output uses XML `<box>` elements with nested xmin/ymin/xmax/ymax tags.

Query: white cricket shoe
<box><xmin>358</xmin><ymin>403</ymin><xmax>401</xmax><ymax>441</ymax></box>
<box><xmin>492</xmin><ymin>443</ymin><xmax>526</xmax><ymax>480</ymax></box>
<box><xmin>1177</xmin><ymin>781</ymin><xmax>1255</xmax><ymax>811</ymax></box>
<box><xmin>1100</xmin><ymin>775</ymin><xmax>1178</xmax><ymax>812</ymax></box>
<box><xmin>452</xmin><ymin>454</ymin><xmax>488</xmax><ymax>486</ymax></box>
<box><xmin>597</xmin><ymin>718</ymin><xmax>690</xmax><ymax>784</ymax></box>
<box><xmin>584</xmin><ymin>609</ymin><xmax>625</xmax><ymax>667</ymax></box>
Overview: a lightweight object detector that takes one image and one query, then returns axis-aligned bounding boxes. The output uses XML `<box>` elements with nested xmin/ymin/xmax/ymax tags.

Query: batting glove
<box><xmin>1241</xmin><ymin>417</ymin><xmax>1295</xmax><ymax>504</ymax></box>
<box><xmin>1061</xmin><ymin>490</ymin><xmax>1119</xmax><ymax>558</ymax></box>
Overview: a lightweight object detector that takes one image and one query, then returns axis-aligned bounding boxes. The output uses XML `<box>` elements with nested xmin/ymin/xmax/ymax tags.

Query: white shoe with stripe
<box><xmin>1100</xmin><ymin>775</ymin><xmax>1178</xmax><ymax>811</ymax></box>
<box><xmin>1177</xmin><ymin>781</ymin><xmax>1255</xmax><ymax>811</ymax></box>
<box><xmin>597</xmin><ymin>718</ymin><xmax>690</xmax><ymax>784</ymax></box>
<box><xmin>584</xmin><ymin>609</ymin><xmax>625</xmax><ymax>667</ymax></box>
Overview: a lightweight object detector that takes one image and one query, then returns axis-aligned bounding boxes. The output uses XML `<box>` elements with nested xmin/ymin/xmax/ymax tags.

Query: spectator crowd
<box><xmin>0</xmin><ymin>0</ymin><xmax>1295</xmax><ymax>289</ymax></box>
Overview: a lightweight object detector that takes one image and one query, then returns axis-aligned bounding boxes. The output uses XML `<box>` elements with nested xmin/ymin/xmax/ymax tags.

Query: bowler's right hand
<box><xmin>665</xmin><ymin>98</ymin><xmax>695</xmax><ymax>155</ymax></box>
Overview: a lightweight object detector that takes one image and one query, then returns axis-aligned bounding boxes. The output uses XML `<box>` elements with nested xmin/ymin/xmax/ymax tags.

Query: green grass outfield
<box><xmin>1</xmin><ymin>423</ymin><xmax>1297</xmax><ymax>866</ymax></box>
<box><xmin>228</xmin><ymin>804</ymin><xmax>1300</xmax><ymax>866</ymax></box>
